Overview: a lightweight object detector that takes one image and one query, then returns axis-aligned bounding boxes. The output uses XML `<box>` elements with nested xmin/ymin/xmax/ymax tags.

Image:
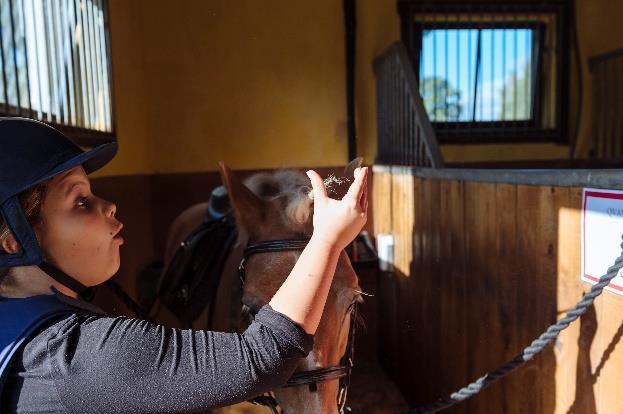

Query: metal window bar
<box><xmin>19</xmin><ymin>0</ymin><xmax>33</xmax><ymax>118</ymax></box>
<box><xmin>373</xmin><ymin>42</ymin><xmax>444</xmax><ymax>168</ymax></box>
<box><xmin>0</xmin><ymin>0</ymin><xmax>113</xmax><ymax>144</ymax></box>
<box><xmin>589</xmin><ymin>48</ymin><xmax>623</xmax><ymax>159</ymax></box>
<box><xmin>1</xmin><ymin>0</ymin><xmax>16</xmax><ymax>113</ymax></box>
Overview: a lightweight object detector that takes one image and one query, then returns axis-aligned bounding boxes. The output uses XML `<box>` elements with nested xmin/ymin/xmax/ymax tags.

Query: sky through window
<box><xmin>419</xmin><ymin>28</ymin><xmax>535</xmax><ymax>123</ymax></box>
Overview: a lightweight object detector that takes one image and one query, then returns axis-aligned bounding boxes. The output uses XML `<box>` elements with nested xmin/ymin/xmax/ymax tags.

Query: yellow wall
<box><xmin>573</xmin><ymin>0</ymin><xmax>623</xmax><ymax>158</ymax></box>
<box><xmin>355</xmin><ymin>0</ymin><xmax>400</xmax><ymax>164</ymax></box>
<box><xmin>101</xmin><ymin>0</ymin><xmax>349</xmax><ymax>176</ymax></box>
<box><xmin>97</xmin><ymin>0</ymin><xmax>623</xmax><ymax>177</ymax></box>
<box><xmin>354</xmin><ymin>0</ymin><xmax>623</xmax><ymax>165</ymax></box>
<box><xmin>353</xmin><ymin>1</ymin><xmax>570</xmax><ymax>165</ymax></box>
<box><xmin>101</xmin><ymin>0</ymin><xmax>151</xmax><ymax>176</ymax></box>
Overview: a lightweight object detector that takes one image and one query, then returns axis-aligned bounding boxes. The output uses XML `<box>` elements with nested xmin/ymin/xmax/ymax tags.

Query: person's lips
<box><xmin>112</xmin><ymin>223</ymin><xmax>124</xmax><ymax>244</ymax></box>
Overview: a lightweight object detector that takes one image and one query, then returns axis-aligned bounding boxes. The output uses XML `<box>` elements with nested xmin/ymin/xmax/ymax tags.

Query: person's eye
<box><xmin>76</xmin><ymin>196</ymin><xmax>90</xmax><ymax>208</ymax></box>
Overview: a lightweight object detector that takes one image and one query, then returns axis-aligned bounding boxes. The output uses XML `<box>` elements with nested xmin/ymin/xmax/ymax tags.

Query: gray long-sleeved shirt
<box><xmin>1</xmin><ymin>292</ymin><xmax>313</xmax><ymax>413</ymax></box>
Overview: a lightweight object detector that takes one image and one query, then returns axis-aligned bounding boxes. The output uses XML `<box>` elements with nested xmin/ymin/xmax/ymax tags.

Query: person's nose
<box><xmin>104</xmin><ymin>200</ymin><xmax>117</xmax><ymax>218</ymax></box>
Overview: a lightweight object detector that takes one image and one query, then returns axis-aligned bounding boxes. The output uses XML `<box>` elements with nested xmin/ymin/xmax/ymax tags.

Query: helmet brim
<box><xmin>36</xmin><ymin>141</ymin><xmax>118</xmax><ymax>185</ymax></box>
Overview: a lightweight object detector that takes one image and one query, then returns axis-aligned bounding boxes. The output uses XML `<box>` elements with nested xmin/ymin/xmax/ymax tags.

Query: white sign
<box><xmin>376</xmin><ymin>233</ymin><xmax>394</xmax><ymax>272</ymax></box>
<box><xmin>581</xmin><ymin>188</ymin><xmax>623</xmax><ymax>295</ymax></box>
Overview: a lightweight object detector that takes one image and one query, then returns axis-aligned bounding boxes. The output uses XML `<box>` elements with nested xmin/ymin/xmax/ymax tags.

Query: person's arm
<box><xmin>46</xmin><ymin>169</ymin><xmax>367</xmax><ymax>412</ymax></box>
<box><xmin>269</xmin><ymin>167</ymin><xmax>368</xmax><ymax>334</ymax></box>
<box><xmin>48</xmin><ymin>308</ymin><xmax>312</xmax><ymax>412</ymax></box>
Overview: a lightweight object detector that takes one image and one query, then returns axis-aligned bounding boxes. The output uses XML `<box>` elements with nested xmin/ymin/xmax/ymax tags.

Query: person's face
<box><xmin>37</xmin><ymin>166</ymin><xmax>124</xmax><ymax>287</ymax></box>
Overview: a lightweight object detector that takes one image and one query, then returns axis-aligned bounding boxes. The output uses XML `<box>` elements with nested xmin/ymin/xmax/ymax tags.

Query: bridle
<box><xmin>239</xmin><ymin>239</ymin><xmax>358</xmax><ymax>414</ymax></box>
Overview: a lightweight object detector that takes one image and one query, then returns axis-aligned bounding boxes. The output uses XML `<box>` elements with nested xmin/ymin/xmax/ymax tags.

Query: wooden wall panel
<box><xmin>373</xmin><ymin>167</ymin><xmax>397</xmax><ymax>377</ymax></box>
<box><xmin>439</xmin><ymin>180</ymin><xmax>467</xmax><ymax>414</ymax></box>
<box><xmin>464</xmin><ymin>182</ymin><xmax>508</xmax><ymax>413</ymax></box>
<box><xmin>372</xmin><ymin>169</ymin><xmax>392</xmax><ymax>236</ymax></box>
<box><xmin>494</xmin><ymin>183</ymin><xmax>521</xmax><ymax>414</ymax></box>
<box><xmin>515</xmin><ymin>185</ymin><xmax>541</xmax><ymax>413</ymax></box>
<box><xmin>534</xmin><ymin>186</ymin><xmax>564</xmax><ymax>414</ymax></box>
<box><xmin>591</xmin><ymin>187</ymin><xmax>623</xmax><ymax>413</ymax></box>
<box><xmin>392</xmin><ymin>170</ymin><xmax>408</xmax><ymax>387</ymax></box>
<box><xmin>553</xmin><ymin>188</ymin><xmax>584</xmax><ymax>413</ymax></box>
<box><xmin>372</xmin><ymin>168</ymin><xmax>623</xmax><ymax>414</ymax></box>
<box><xmin>594</xmin><ymin>288</ymin><xmax>623</xmax><ymax>413</ymax></box>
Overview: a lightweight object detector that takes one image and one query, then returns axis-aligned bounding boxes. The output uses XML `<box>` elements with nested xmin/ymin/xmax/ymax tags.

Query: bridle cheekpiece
<box><xmin>239</xmin><ymin>238</ymin><xmax>357</xmax><ymax>414</ymax></box>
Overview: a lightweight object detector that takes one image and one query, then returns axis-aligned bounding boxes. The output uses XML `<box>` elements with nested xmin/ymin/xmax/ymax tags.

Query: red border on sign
<box><xmin>583</xmin><ymin>190</ymin><xmax>623</xmax><ymax>292</ymax></box>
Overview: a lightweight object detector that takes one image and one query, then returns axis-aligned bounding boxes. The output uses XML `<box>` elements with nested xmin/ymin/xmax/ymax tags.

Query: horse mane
<box><xmin>244</xmin><ymin>170</ymin><xmax>313</xmax><ymax>228</ymax></box>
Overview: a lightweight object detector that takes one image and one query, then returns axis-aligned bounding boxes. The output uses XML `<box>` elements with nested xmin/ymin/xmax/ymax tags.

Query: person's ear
<box><xmin>1</xmin><ymin>232</ymin><xmax>20</xmax><ymax>254</ymax></box>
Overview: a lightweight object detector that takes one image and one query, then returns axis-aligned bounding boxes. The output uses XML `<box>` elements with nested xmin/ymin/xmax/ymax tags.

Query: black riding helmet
<box><xmin>0</xmin><ymin>117</ymin><xmax>117</xmax><ymax>295</ymax></box>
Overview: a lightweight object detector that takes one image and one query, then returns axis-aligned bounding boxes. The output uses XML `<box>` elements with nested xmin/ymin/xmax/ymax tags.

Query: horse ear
<box><xmin>344</xmin><ymin>157</ymin><xmax>363</xmax><ymax>178</ymax></box>
<box><xmin>218</xmin><ymin>162</ymin><xmax>264</xmax><ymax>231</ymax></box>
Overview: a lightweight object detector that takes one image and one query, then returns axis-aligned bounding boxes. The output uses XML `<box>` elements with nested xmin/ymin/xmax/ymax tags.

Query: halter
<box><xmin>239</xmin><ymin>239</ymin><xmax>358</xmax><ymax>414</ymax></box>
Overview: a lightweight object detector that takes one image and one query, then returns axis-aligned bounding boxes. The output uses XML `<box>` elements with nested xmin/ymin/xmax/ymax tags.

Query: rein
<box><xmin>239</xmin><ymin>239</ymin><xmax>357</xmax><ymax>414</ymax></box>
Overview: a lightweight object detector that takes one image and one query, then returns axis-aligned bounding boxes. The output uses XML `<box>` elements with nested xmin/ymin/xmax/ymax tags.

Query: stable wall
<box><xmin>101</xmin><ymin>0</ymin><xmax>350</xmax><ymax>177</ymax></box>
<box><xmin>97</xmin><ymin>0</ymin><xmax>623</xmax><ymax>178</ymax></box>
<box><xmin>572</xmin><ymin>0</ymin><xmax>623</xmax><ymax>158</ymax></box>
<box><xmin>355</xmin><ymin>1</ymin><xmax>570</xmax><ymax>165</ymax></box>
<box><xmin>357</xmin><ymin>0</ymin><xmax>623</xmax><ymax>165</ymax></box>
<box><xmin>355</xmin><ymin>0</ymin><xmax>401</xmax><ymax>164</ymax></box>
<box><xmin>85</xmin><ymin>0</ymin><xmax>623</xmax><ymax>313</ymax></box>
<box><xmin>373</xmin><ymin>166</ymin><xmax>623</xmax><ymax>413</ymax></box>
<box><xmin>441</xmin><ymin>0</ymin><xmax>623</xmax><ymax>163</ymax></box>
<box><xmin>98</xmin><ymin>0</ymin><xmax>623</xmax><ymax>177</ymax></box>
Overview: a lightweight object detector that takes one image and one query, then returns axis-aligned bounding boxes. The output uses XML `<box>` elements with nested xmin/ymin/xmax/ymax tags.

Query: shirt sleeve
<box><xmin>46</xmin><ymin>304</ymin><xmax>314</xmax><ymax>413</ymax></box>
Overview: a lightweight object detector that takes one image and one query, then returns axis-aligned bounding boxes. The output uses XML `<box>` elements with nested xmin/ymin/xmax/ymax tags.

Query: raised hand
<box><xmin>306</xmin><ymin>167</ymin><xmax>368</xmax><ymax>251</ymax></box>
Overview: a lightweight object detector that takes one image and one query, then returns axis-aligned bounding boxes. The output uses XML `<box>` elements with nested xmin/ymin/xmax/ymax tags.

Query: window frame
<box><xmin>0</xmin><ymin>0</ymin><xmax>116</xmax><ymax>147</ymax></box>
<box><xmin>398</xmin><ymin>0</ymin><xmax>570</xmax><ymax>145</ymax></box>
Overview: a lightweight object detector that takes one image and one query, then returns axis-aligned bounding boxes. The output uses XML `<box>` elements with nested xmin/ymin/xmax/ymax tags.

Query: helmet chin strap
<box><xmin>37</xmin><ymin>261</ymin><xmax>95</xmax><ymax>300</ymax></box>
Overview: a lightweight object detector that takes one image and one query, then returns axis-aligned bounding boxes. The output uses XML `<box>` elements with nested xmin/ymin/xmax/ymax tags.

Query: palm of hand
<box><xmin>308</xmin><ymin>167</ymin><xmax>368</xmax><ymax>251</ymax></box>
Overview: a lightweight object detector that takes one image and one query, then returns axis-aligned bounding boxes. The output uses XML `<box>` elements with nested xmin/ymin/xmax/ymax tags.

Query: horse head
<box><xmin>219</xmin><ymin>161</ymin><xmax>363</xmax><ymax>414</ymax></box>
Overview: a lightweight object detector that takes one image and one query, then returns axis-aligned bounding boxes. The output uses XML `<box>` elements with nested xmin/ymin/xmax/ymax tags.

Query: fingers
<box><xmin>344</xmin><ymin>167</ymin><xmax>368</xmax><ymax>205</ymax></box>
<box><xmin>306</xmin><ymin>170</ymin><xmax>328</xmax><ymax>204</ymax></box>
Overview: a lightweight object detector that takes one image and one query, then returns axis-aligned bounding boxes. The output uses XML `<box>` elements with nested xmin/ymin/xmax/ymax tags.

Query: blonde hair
<box><xmin>244</xmin><ymin>170</ymin><xmax>313</xmax><ymax>227</ymax></box>
<box><xmin>0</xmin><ymin>182</ymin><xmax>48</xmax><ymax>277</ymax></box>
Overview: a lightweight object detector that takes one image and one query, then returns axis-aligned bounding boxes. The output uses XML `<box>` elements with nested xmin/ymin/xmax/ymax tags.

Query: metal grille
<box><xmin>589</xmin><ymin>48</ymin><xmax>623</xmax><ymax>159</ymax></box>
<box><xmin>0</xmin><ymin>0</ymin><xmax>113</xmax><ymax>144</ymax></box>
<box><xmin>373</xmin><ymin>42</ymin><xmax>444</xmax><ymax>168</ymax></box>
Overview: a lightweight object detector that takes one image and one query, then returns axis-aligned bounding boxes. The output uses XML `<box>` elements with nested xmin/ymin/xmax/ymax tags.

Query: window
<box><xmin>399</xmin><ymin>2</ymin><xmax>570</xmax><ymax>144</ymax></box>
<box><xmin>420</xmin><ymin>26</ymin><xmax>537</xmax><ymax>122</ymax></box>
<box><xmin>0</xmin><ymin>0</ymin><xmax>114</xmax><ymax>146</ymax></box>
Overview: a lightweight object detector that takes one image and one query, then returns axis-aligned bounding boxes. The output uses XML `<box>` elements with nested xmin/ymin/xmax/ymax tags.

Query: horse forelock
<box><xmin>244</xmin><ymin>170</ymin><xmax>313</xmax><ymax>229</ymax></box>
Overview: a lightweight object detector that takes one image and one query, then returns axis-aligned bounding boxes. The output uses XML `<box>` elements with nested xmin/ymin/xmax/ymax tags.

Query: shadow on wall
<box><xmin>377</xmin><ymin>259</ymin><xmax>557</xmax><ymax>414</ymax></box>
<box><xmin>568</xmin><ymin>304</ymin><xmax>623</xmax><ymax>414</ymax></box>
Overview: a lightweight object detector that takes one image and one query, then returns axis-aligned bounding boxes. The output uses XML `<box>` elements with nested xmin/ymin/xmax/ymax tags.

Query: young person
<box><xmin>0</xmin><ymin>117</ymin><xmax>368</xmax><ymax>413</ymax></box>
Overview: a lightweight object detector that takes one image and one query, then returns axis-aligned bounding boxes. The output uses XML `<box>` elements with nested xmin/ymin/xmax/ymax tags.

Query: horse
<box><xmin>156</xmin><ymin>160</ymin><xmax>365</xmax><ymax>413</ymax></box>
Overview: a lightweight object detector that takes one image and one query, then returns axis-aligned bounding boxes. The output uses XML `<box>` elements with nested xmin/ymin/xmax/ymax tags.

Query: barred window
<box><xmin>400</xmin><ymin>2</ymin><xmax>570</xmax><ymax>145</ymax></box>
<box><xmin>419</xmin><ymin>26</ymin><xmax>537</xmax><ymax>123</ymax></box>
<box><xmin>0</xmin><ymin>0</ymin><xmax>113</xmax><ymax>145</ymax></box>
